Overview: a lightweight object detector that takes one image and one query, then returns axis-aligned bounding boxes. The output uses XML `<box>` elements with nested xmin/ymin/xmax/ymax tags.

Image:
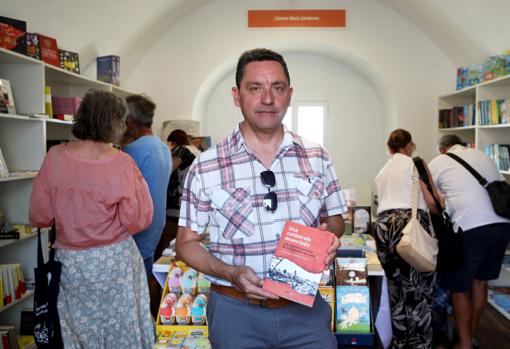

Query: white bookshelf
<box><xmin>0</xmin><ymin>46</ymin><xmax>136</xmax><ymax>333</ymax></box>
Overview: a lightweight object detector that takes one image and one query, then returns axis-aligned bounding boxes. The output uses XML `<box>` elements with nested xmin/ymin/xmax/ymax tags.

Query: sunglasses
<box><xmin>261</xmin><ymin>170</ymin><xmax>277</xmax><ymax>212</ymax></box>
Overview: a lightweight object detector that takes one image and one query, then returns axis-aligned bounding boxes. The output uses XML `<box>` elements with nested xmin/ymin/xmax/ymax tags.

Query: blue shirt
<box><xmin>124</xmin><ymin>135</ymin><xmax>171</xmax><ymax>260</ymax></box>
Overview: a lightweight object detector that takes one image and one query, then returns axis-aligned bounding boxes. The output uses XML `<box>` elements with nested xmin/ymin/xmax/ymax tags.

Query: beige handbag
<box><xmin>396</xmin><ymin>167</ymin><xmax>438</xmax><ymax>272</ymax></box>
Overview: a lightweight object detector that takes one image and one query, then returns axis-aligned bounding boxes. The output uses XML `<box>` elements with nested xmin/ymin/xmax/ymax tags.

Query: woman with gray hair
<box><xmin>29</xmin><ymin>89</ymin><xmax>155</xmax><ymax>348</ymax></box>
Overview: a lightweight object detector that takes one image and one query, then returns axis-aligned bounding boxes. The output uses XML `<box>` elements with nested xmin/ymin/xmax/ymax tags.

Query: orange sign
<box><xmin>248</xmin><ymin>10</ymin><xmax>346</xmax><ymax>28</ymax></box>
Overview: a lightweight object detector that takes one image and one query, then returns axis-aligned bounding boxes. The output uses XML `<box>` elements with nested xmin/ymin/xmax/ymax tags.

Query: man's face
<box><xmin>232</xmin><ymin>60</ymin><xmax>293</xmax><ymax>133</ymax></box>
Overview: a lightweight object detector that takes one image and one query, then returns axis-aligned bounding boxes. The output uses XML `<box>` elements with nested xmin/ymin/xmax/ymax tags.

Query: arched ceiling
<box><xmin>3</xmin><ymin>0</ymin><xmax>508</xmax><ymax>77</ymax></box>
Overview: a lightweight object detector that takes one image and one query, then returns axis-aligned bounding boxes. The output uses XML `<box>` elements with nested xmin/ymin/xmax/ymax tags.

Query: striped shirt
<box><xmin>179</xmin><ymin>124</ymin><xmax>347</xmax><ymax>286</ymax></box>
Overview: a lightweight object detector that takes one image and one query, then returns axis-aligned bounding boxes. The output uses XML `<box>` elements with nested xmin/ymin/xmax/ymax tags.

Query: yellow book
<box><xmin>490</xmin><ymin>99</ymin><xmax>500</xmax><ymax>125</ymax></box>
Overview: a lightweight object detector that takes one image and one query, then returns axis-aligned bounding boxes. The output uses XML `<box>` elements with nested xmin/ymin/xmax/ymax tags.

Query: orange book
<box><xmin>263</xmin><ymin>221</ymin><xmax>334</xmax><ymax>307</ymax></box>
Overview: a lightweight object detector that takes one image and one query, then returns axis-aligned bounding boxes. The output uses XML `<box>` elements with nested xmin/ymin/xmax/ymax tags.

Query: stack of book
<box><xmin>335</xmin><ymin>257</ymin><xmax>371</xmax><ymax>334</ymax></box>
<box><xmin>51</xmin><ymin>96</ymin><xmax>82</xmax><ymax>120</ymax></box>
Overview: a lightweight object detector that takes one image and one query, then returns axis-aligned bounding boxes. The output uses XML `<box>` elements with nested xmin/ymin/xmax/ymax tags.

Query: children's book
<box><xmin>263</xmin><ymin>221</ymin><xmax>334</xmax><ymax>307</ymax></box>
<box><xmin>335</xmin><ymin>257</ymin><xmax>368</xmax><ymax>286</ymax></box>
<box><xmin>336</xmin><ymin>285</ymin><xmax>371</xmax><ymax>333</ymax></box>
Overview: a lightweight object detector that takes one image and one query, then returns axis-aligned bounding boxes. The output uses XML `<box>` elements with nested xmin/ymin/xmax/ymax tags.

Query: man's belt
<box><xmin>211</xmin><ymin>284</ymin><xmax>292</xmax><ymax>309</ymax></box>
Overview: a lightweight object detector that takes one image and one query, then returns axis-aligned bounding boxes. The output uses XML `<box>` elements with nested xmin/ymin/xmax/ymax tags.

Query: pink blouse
<box><xmin>29</xmin><ymin>143</ymin><xmax>153</xmax><ymax>250</ymax></box>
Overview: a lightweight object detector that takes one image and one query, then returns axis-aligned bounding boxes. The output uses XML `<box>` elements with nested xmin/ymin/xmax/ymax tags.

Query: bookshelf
<box><xmin>439</xmin><ymin>75</ymin><xmax>510</xmax><ymax>320</ymax></box>
<box><xmin>0</xmin><ymin>46</ymin><xmax>136</xmax><ymax>333</ymax></box>
<box><xmin>438</xmin><ymin>74</ymin><xmax>510</xmax><ymax>177</ymax></box>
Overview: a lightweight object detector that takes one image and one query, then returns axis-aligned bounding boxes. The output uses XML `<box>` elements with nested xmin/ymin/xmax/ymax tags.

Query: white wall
<box><xmin>1</xmin><ymin>0</ymin><xmax>463</xmax><ymax>203</ymax></box>
<box><xmin>127</xmin><ymin>0</ymin><xmax>456</xmax><ymax>203</ymax></box>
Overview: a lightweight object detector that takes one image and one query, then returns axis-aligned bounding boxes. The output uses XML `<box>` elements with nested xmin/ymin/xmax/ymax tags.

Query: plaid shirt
<box><xmin>179</xmin><ymin>124</ymin><xmax>347</xmax><ymax>286</ymax></box>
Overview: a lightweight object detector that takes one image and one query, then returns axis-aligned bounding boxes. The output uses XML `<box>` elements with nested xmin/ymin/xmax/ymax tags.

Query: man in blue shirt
<box><xmin>122</xmin><ymin>94</ymin><xmax>171</xmax><ymax>316</ymax></box>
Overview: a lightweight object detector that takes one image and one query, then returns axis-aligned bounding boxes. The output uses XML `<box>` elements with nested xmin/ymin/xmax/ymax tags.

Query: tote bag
<box><xmin>396</xmin><ymin>167</ymin><xmax>438</xmax><ymax>272</ymax></box>
<box><xmin>33</xmin><ymin>225</ymin><xmax>64</xmax><ymax>349</ymax></box>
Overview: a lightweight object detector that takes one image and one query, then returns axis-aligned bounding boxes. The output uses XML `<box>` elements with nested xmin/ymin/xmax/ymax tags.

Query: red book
<box><xmin>263</xmin><ymin>221</ymin><xmax>334</xmax><ymax>307</ymax></box>
<box><xmin>37</xmin><ymin>33</ymin><xmax>60</xmax><ymax>67</ymax></box>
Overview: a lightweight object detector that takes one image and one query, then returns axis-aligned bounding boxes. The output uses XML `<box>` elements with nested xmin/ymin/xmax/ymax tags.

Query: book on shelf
<box><xmin>59</xmin><ymin>49</ymin><xmax>80</xmax><ymax>74</ymax></box>
<box><xmin>37</xmin><ymin>33</ymin><xmax>60</xmax><ymax>67</ymax></box>
<box><xmin>0</xmin><ymin>79</ymin><xmax>16</xmax><ymax>115</ymax></box>
<box><xmin>0</xmin><ymin>326</ymin><xmax>18</xmax><ymax>349</ymax></box>
<box><xmin>25</xmin><ymin>32</ymin><xmax>40</xmax><ymax>60</ymax></box>
<box><xmin>96</xmin><ymin>55</ymin><xmax>120</xmax><ymax>86</ymax></box>
<box><xmin>0</xmin><ymin>16</ymin><xmax>26</xmax><ymax>54</ymax></box>
<box><xmin>263</xmin><ymin>221</ymin><xmax>334</xmax><ymax>307</ymax></box>
<box><xmin>0</xmin><ymin>147</ymin><xmax>9</xmax><ymax>178</ymax></box>
<box><xmin>335</xmin><ymin>285</ymin><xmax>371</xmax><ymax>333</ymax></box>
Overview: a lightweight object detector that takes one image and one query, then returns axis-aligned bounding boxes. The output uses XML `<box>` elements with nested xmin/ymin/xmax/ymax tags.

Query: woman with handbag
<box><xmin>375</xmin><ymin>129</ymin><xmax>438</xmax><ymax>349</ymax></box>
<box><xmin>29</xmin><ymin>90</ymin><xmax>155</xmax><ymax>348</ymax></box>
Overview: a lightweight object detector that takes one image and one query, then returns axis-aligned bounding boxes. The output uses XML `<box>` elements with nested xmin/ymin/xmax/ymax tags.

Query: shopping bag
<box><xmin>33</xmin><ymin>226</ymin><xmax>64</xmax><ymax>348</ymax></box>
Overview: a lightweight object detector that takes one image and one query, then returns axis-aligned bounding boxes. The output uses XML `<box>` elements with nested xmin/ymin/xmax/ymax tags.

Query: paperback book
<box><xmin>25</xmin><ymin>32</ymin><xmax>40</xmax><ymax>60</ymax></box>
<box><xmin>0</xmin><ymin>16</ymin><xmax>26</xmax><ymax>54</ymax></box>
<box><xmin>0</xmin><ymin>78</ymin><xmax>16</xmax><ymax>115</ymax></box>
<box><xmin>336</xmin><ymin>285</ymin><xmax>371</xmax><ymax>333</ymax></box>
<box><xmin>263</xmin><ymin>221</ymin><xmax>334</xmax><ymax>307</ymax></box>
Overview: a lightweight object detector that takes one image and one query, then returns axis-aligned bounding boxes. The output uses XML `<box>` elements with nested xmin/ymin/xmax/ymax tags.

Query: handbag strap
<box><xmin>410</xmin><ymin>166</ymin><xmax>419</xmax><ymax>219</ymax></box>
<box><xmin>413</xmin><ymin>157</ymin><xmax>443</xmax><ymax>211</ymax></box>
<box><xmin>446</xmin><ymin>152</ymin><xmax>489</xmax><ymax>187</ymax></box>
<box><xmin>36</xmin><ymin>224</ymin><xmax>57</xmax><ymax>266</ymax></box>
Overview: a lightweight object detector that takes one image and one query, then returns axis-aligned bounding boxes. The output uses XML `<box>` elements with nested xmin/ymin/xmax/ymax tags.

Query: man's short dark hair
<box><xmin>72</xmin><ymin>89</ymin><xmax>126</xmax><ymax>143</ymax></box>
<box><xmin>235</xmin><ymin>48</ymin><xmax>290</xmax><ymax>88</ymax></box>
<box><xmin>439</xmin><ymin>134</ymin><xmax>463</xmax><ymax>148</ymax></box>
<box><xmin>126</xmin><ymin>94</ymin><xmax>156</xmax><ymax>128</ymax></box>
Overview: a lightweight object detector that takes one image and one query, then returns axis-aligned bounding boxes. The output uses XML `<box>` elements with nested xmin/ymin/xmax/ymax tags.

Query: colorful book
<box><xmin>25</xmin><ymin>32</ymin><xmax>40</xmax><ymax>60</ymax></box>
<box><xmin>0</xmin><ymin>16</ymin><xmax>26</xmax><ymax>54</ymax></box>
<box><xmin>37</xmin><ymin>34</ymin><xmax>60</xmax><ymax>67</ymax></box>
<box><xmin>263</xmin><ymin>221</ymin><xmax>334</xmax><ymax>307</ymax></box>
<box><xmin>97</xmin><ymin>55</ymin><xmax>120</xmax><ymax>86</ymax></box>
<box><xmin>59</xmin><ymin>49</ymin><xmax>80</xmax><ymax>74</ymax></box>
<box><xmin>336</xmin><ymin>285</ymin><xmax>371</xmax><ymax>333</ymax></box>
<box><xmin>335</xmin><ymin>257</ymin><xmax>368</xmax><ymax>286</ymax></box>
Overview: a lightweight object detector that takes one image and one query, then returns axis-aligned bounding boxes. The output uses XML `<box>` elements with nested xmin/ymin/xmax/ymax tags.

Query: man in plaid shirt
<box><xmin>176</xmin><ymin>48</ymin><xmax>347</xmax><ymax>349</ymax></box>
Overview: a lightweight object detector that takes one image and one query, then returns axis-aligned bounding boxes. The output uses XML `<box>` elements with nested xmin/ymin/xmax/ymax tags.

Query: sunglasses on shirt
<box><xmin>261</xmin><ymin>170</ymin><xmax>277</xmax><ymax>212</ymax></box>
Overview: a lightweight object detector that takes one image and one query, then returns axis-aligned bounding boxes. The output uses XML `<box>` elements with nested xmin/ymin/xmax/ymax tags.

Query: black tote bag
<box><xmin>413</xmin><ymin>157</ymin><xmax>464</xmax><ymax>272</ymax></box>
<box><xmin>33</xmin><ymin>225</ymin><xmax>64</xmax><ymax>348</ymax></box>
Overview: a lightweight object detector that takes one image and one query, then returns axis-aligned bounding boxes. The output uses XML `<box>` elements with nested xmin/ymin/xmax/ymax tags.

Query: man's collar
<box><xmin>225</xmin><ymin>123</ymin><xmax>304</xmax><ymax>155</ymax></box>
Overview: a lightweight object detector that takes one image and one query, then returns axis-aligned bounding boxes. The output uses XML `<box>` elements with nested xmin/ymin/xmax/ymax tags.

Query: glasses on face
<box><xmin>260</xmin><ymin>170</ymin><xmax>277</xmax><ymax>212</ymax></box>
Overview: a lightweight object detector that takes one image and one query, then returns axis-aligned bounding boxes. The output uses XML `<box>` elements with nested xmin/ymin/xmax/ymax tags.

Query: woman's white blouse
<box><xmin>376</xmin><ymin>153</ymin><xmax>428</xmax><ymax>214</ymax></box>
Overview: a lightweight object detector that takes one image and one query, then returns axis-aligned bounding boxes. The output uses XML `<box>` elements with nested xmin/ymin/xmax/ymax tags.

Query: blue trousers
<box><xmin>206</xmin><ymin>290</ymin><xmax>336</xmax><ymax>349</ymax></box>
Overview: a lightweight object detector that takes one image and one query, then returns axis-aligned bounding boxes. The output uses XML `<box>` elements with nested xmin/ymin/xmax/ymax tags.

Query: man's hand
<box><xmin>318</xmin><ymin>222</ymin><xmax>341</xmax><ymax>270</ymax></box>
<box><xmin>229</xmin><ymin>266</ymin><xmax>279</xmax><ymax>301</ymax></box>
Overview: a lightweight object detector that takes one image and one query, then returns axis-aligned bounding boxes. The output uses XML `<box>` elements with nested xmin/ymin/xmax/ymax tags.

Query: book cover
<box><xmin>97</xmin><ymin>55</ymin><xmax>120</xmax><ymax>86</ymax></box>
<box><xmin>0</xmin><ymin>16</ymin><xmax>26</xmax><ymax>54</ymax></box>
<box><xmin>25</xmin><ymin>32</ymin><xmax>40</xmax><ymax>60</ymax></box>
<box><xmin>263</xmin><ymin>221</ymin><xmax>334</xmax><ymax>307</ymax></box>
<box><xmin>0</xmin><ymin>79</ymin><xmax>16</xmax><ymax>115</ymax></box>
<box><xmin>37</xmin><ymin>33</ymin><xmax>60</xmax><ymax>67</ymax></box>
<box><xmin>335</xmin><ymin>257</ymin><xmax>368</xmax><ymax>286</ymax></box>
<box><xmin>59</xmin><ymin>49</ymin><xmax>80</xmax><ymax>74</ymax></box>
<box><xmin>336</xmin><ymin>285</ymin><xmax>371</xmax><ymax>333</ymax></box>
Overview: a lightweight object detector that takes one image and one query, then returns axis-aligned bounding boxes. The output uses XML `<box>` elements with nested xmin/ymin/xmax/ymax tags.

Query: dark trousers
<box><xmin>375</xmin><ymin>209</ymin><xmax>435</xmax><ymax>349</ymax></box>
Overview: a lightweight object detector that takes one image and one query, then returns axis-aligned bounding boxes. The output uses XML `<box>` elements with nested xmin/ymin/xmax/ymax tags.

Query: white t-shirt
<box><xmin>376</xmin><ymin>153</ymin><xmax>427</xmax><ymax>214</ymax></box>
<box><xmin>429</xmin><ymin>144</ymin><xmax>510</xmax><ymax>231</ymax></box>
